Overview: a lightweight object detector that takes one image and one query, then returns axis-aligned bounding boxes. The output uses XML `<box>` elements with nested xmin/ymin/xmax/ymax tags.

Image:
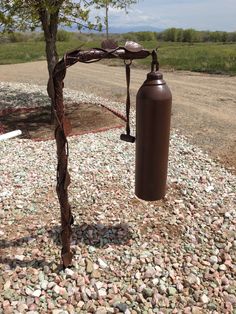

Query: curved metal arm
<box><xmin>53</xmin><ymin>44</ymin><xmax>151</xmax><ymax>267</ymax></box>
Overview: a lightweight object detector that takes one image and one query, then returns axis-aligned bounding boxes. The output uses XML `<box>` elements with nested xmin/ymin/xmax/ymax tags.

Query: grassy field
<box><xmin>139</xmin><ymin>41</ymin><xmax>236</xmax><ymax>75</ymax></box>
<box><xmin>0</xmin><ymin>40</ymin><xmax>236</xmax><ymax>75</ymax></box>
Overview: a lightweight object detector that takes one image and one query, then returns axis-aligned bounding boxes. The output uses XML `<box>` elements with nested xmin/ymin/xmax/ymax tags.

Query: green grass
<box><xmin>138</xmin><ymin>41</ymin><xmax>236</xmax><ymax>75</ymax></box>
<box><xmin>0</xmin><ymin>41</ymin><xmax>99</xmax><ymax>64</ymax></box>
<box><xmin>0</xmin><ymin>42</ymin><xmax>46</xmax><ymax>64</ymax></box>
<box><xmin>1</xmin><ymin>40</ymin><xmax>236</xmax><ymax>75</ymax></box>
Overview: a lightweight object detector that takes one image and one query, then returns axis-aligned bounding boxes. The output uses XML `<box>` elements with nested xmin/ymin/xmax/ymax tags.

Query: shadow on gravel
<box><xmin>0</xmin><ymin>223</ymin><xmax>132</xmax><ymax>270</ymax></box>
<box><xmin>0</xmin><ymin>257</ymin><xmax>57</xmax><ymax>271</ymax></box>
<box><xmin>72</xmin><ymin>222</ymin><xmax>133</xmax><ymax>247</ymax></box>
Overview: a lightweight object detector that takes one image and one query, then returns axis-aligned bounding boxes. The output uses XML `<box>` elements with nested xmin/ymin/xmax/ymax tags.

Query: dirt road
<box><xmin>0</xmin><ymin>61</ymin><xmax>236</xmax><ymax>171</ymax></box>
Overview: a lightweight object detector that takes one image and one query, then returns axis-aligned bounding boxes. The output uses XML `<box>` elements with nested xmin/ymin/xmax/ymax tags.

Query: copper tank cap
<box><xmin>147</xmin><ymin>71</ymin><xmax>163</xmax><ymax>80</ymax></box>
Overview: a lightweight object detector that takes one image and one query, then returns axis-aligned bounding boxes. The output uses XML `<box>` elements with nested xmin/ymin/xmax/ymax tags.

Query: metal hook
<box><xmin>124</xmin><ymin>59</ymin><xmax>132</xmax><ymax>66</ymax></box>
<box><xmin>151</xmin><ymin>50</ymin><xmax>159</xmax><ymax>72</ymax></box>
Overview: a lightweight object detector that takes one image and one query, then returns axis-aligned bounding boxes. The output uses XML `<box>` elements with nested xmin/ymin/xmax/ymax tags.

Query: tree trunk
<box><xmin>39</xmin><ymin>8</ymin><xmax>59</xmax><ymax>124</ymax></box>
<box><xmin>45</xmin><ymin>37</ymin><xmax>58</xmax><ymax>124</ymax></box>
<box><xmin>105</xmin><ymin>1</ymin><xmax>109</xmax><ymax>40</ymax></box>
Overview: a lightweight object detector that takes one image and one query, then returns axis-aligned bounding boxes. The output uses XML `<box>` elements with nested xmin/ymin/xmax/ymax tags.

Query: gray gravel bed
<box><xmin>0</xmin><ymin>82</ymin><xmax>235</xmax><ymax>314</ymax></box>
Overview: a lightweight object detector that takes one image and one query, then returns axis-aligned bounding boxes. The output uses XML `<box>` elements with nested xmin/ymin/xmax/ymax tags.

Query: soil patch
<box><xmin>0</xmin><ymin>102</ymin><xmax>125</xmax><ymax>140</ymax></box>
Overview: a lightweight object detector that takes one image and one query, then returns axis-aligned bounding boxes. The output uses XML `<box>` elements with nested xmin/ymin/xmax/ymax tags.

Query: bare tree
<box><xmin>93</xmin><ymin>0</ymin><xmax>138</xmax><ymax>39</ymax></box>
<box><xmin>0</xmin><ymin>0</ymin><xmax>101</xmax><ymax>121</ymax></box>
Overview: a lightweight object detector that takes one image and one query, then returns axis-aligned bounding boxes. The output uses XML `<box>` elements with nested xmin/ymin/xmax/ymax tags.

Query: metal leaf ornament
<box><xmin>124</xmin><ymin>41</ymin><xmax>143</xmax><ymax>52</ymax></box>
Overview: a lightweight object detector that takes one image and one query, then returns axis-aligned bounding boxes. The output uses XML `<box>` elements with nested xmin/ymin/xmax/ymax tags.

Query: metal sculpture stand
<box><xmin>53</xmin><ymin>42</ymin><xmax>152</xmax><ymax>267</ymax></box>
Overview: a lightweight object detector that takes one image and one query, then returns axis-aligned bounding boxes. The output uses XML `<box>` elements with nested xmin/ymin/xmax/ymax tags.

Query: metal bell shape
<box><xmin>135</xmin><ymin>71</ymin><xmax>172</xmax><ymax>201</ymax></box>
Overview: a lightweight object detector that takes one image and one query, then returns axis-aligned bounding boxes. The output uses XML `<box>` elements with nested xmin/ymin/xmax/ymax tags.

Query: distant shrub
<box><xmin>57</xmin><ymin>30</ymin><xmax>71</xmax><ymax>42</ymax></box>
<box><xmin>0</xmin><ymin>34</ymin><xmax>10</xmax><ymax>43</ymax></box>
<box><xmin>8</xmin><ymin>32</ymin><xmax>30</xmax><ymax>42</ymax></box>
<box><xmin>136</xmin><ymin>31</ymin><xmax>156</xmax><ymax>41</ymax></box>
<box><xmin>0</xmin><ymin>32</ymin><xmax>40</xmax><ymax>43</ymax></box>
<box><xmin>33</xmin><ymin>32</ymin><xmax>45</xmax><ymax>42</ymax></box>
<box><xmin>160</xmin><ymin>28</ymin><xmax>236</xmax><ymax>43</ymax></box>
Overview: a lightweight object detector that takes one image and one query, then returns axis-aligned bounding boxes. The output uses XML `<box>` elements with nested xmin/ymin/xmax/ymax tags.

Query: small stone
<box><xmin>219</xmin><ymin>264</ymin><xmax>227</xmax><ymax>271</ymax></box>
<box><xmin>38</xmin><ymin>271</ymin><xmax>44</xmax><ymax>281</ymax></box>
<box><xmin>221</xmin><ymin>276</ymin><xmax>229</xmax><ymax>285</ymax></box>
<box><xmin>85</xmin><ymin>288</ymin><xmax>92</xmax><ymax>298</ymax></box>
<box><xmin>95</xmin><ymin>307</ymin><xmax>107</xmax><ymax>314</ymax></box>
<box><xmin>115</xmin><ymin>303</ymin><xmax>129</xmax><ymax>313</ymax></box>
<box><xmin>27</xmin><ymin>307</ymin><xmax>38</xmax><ymax>313</ymax></box>
<box><xmin>32</xmin><ymin>289</ymin><xmax>41</xmax><ymax>297</ymax></box>
<box><xmin>17</xmin><ymin>304</ymin><xmax>28</xmax><ymax>312</ymax></box>
<box><xmin>207</xmin><ymin>303</ymin><xmax>217</xmax><ymax>310</ymax></box>
<box><xmin>44</xmin><ymin>265</ymin><xmax>50</xmax><ymax>273</ymax></box>
<box><xmin>157</xmin><ymin>296</ymin><xmax>170</xmax><ymax>307</ymax></box>
<box><xmin>3</xmin><ymin>289</ymin><xmax>15</xmax><ymax>300</ymax></box>
<box><xmin>53</xmin><ymin>284</ymin><xmax>66</xmax><ymax>296</ymax></box>
<box><xmin>200</xmin><ymin>294</ymin><xmax>209</xmax><ymax>304</ymax></box>
<box><xmin>136</xmin><ymin>293</ymin><xmax>146</xmax><ymax>304</ymax></box>
<box><xmin>142</xmin><ymin>288</ymin><xmax>154</xmax><ymax>298</ymax></box>
<box><xmin>205</xmin><ymin>185</ymin><xmax>214</xmax><ymax>192</ymax></box>
<box><xmin>51</xmin><ymin>263</ymin><xmax>58</xmax><ymax>271</ymax></box>
<box><xmin>48</xmin><ymin>282</ymin><xmax>56</xmax><ymax>289</ymax></box>
<box><xmin>158</xmin><ymin>284</ymin><xmax>167</xmax><ymax>294</ymax></box>
<box><xmin>176</xmin><ymin>283</ymin><xmax>184</xmax><ymax>292</ymax></box>
<box><xmin>77</xmin><ymin>301</ymin><xmax>85</xmax><ymax>308</ymax></box>
<box><xmin>224</xmin><ymin>294</ymin><xmax>236</xmax><ymax>305</ymax></box>
<box><xmin>185</xmin><ymin>273</ymin><xmax>200</xmax><ymax>286</ymax></box>
<box><xmin>53</xmin><ymin>285</ymin><xmax>61</xmax><ymax>294</ymax></box>
<box><xmin>152</xmin><ymin>278</ymin><xmax>159</xmax><ymax>285</ymax></box>
<box><xmin>26</xmin><ymin>297</ymin><xmax>34</xmax><ymax>306</ymax></box>
<box><xmin>76</xmin><ymin>276</ymin><xmax>85</xmax><ymax>286</ymax></box>
<box><xmin>3</xmin><ymin>300</ymin><xmax>10</xmax><ymax>308</ymax></box>
<box><xmin>52</xmin><ymin>310</ymin><xmax>64</xmax><ymax>314</ymax></box>
<box><xmin>144</xmin><ymin>266</ymin><xmax>156</xmax><ymax>278</ymax></box>
<box><xmin>95</xmin><ymin>281</ymin><xmax>104</xmax><ymax>290</ymax></box>
<box><xmin>15</xmin><ymin>254</ymin><xmax>25</xmax><ymax>261</ymax></box>
<box><xmin>47</xmin><ymin>301</ymin><xmax>55</xmax><ymax>310</ymax></box>
<box><xmin>156</xmin><ymin>265</ymin><xmax>162</xmax><ymax>276</ymax></box>
<box><xmin>86</xmin><ymin>259</ymin><xmax>94</xmax><ymax>273</ymax></box>
<box><xmin>91</xmin><ymin>269</ymin><xmax>101</xmax><ymax>279</ymax></box>
<box><xmin>65</xmin><ymin>268</ymin><xmax>75</xmax><ymax>277</ymax></box>
<box><xmin>209</xmin><ymin>256</ymin><xmax>218</xmax><ymax>264</ymax></box>
<box><xmin>216</xmin><ymin>242</ymin><xmax>225</xmax><ymax>249</ymax></box>
<box><xmin>98</xmin><ymin>258</ymin><xmax>108</xmax><ymax>269</ymax></box>
<box><xmin>4</xmin><ymin>281</ymin><xmax>11</xmax><ymax>290</ymax></box>
<box><xmin>167</xmin><ymin>287</ymin><xmax>177</xmax><ymax>296</ymax></box>
<box><xmin>40</xmin><ymin>280</ymin><xmax>48</xmax><ymax>290</ymax></box>
<box><xmin>192</xmin><ymin>306</ymin><xmax>203</xmax><ymax>314</ymax></box>
<box><xmin>88</xmin><ymin>246</ymin><xmax>96</xmax><ymax>253</ymax></box>
<box><xmin>98</xmin><ymin>288</ymin><xmax>107</xmax><ymax>298</ymax></box>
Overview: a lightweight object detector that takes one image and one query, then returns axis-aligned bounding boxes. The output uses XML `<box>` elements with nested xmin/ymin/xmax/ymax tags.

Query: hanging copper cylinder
<box><xmin>135</xmin><ymin>71</ymin><xmax>172</xmax><ymax>201</ymax></box>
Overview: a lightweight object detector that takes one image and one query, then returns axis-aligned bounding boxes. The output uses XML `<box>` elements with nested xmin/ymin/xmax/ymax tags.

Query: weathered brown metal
<box><xmin>53</xmin><ymin>44</ymin><xmax>151</xmax><ymax>267</ymax></box>
<box><xmin>120</xmin><ymin>60</ymin><xmax>135</xmax><ymax>143</ymax></box>
<box><xmin>135</xmin><ymin>71</ymin><xmax>172</xmax><ymax>201</ymax></box>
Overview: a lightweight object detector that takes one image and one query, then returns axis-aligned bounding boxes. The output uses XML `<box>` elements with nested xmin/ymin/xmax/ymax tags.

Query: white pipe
<box><xmin>0</xmin><ymin>130</ymin><xmax>22</xmax><ymax>141</ymax></box>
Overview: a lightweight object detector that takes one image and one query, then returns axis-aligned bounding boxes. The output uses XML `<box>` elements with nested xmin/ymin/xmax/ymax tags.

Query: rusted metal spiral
<box><xmin>53</xmin><ymin>42</ymin><xmax>152</xmax><ymax>267</ymax></box>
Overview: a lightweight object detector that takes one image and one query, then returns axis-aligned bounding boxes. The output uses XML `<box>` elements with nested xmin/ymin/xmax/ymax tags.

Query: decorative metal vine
<box><xmin>53</xmin><ymin>40</ymin><xmax>153</xmax><ymax>267</ymax></box>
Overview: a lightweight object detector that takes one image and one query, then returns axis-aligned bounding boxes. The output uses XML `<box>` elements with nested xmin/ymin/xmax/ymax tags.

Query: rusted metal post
<box><xmin>53</xmin><ymin>61</ymin><xmax>74</xmax><ymax>267</ymax></box>
<box><xmin>53</xmin><ymin>44</ymin><xmax>151</xmax><ymax>267</ymax></box>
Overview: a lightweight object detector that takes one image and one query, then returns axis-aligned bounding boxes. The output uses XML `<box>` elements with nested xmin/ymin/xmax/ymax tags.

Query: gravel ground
<box><xmin>1</xmin><ymin>61</ymin><xmax>236</xmax><ymax>171</ymax></box>
<box><xmin>0</xmin><ymin>82</ymin><xmax>236</xmax><ymax>314</ymax></box>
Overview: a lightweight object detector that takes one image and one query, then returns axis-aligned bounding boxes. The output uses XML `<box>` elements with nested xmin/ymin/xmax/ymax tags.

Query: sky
<box><xmin>91</xmin><ymin>0</ymin><xmax>236</xmax><ymax>32</ymax></box>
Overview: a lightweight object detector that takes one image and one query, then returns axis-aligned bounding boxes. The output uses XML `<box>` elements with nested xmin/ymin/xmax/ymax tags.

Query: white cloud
<box><xmin>102</xmin><ymin>0</ymin><xmax>236</xmax><ymax>31</ymax></box>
